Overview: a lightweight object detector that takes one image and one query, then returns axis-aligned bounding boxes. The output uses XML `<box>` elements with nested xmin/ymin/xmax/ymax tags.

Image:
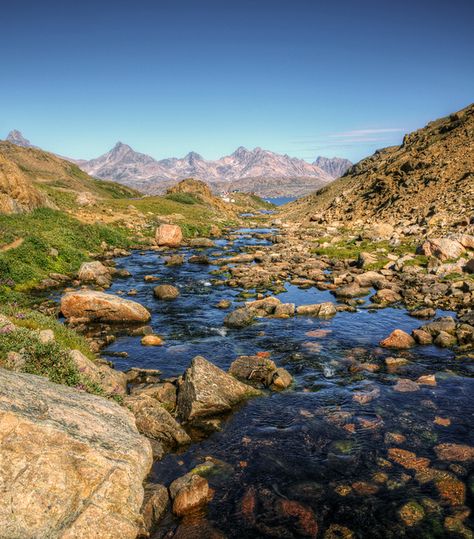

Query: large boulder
<box><xmin>155</xmin><ymin>224</ymin><xmax>182</xmax><ymax>247</ymax></box>
<box><xmin>61</xmin><ymin>290</ymin><xmax>151</xmax><ymax>323</ymax></box>
<box><xmin>177</xmin><ymin>356</ymin><xmax>260</xmax><ymax>421</ymax></box>
<box><xmin>78</xmin><ymin>261</ymin><xmax>112</xmax><ymax>287</ymax></box>
<box><xmin>419</xmin><ymin>238</ymin><xmax>465</xmax><ymax>261</ymax></box>
<box><xmin>296</xmin><ymin>302</ymin><xmax>337</xmax><ymax>317</ymax></box>
<box><xmin>0</xmin><ymin>368</ymin><xmax>152</xmax><ymax>539</ymax></box>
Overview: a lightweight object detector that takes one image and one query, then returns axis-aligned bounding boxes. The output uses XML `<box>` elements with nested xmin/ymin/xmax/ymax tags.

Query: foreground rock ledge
<box><xmin>0</xmin><ymin>368</ymin><xmax>152</xmax><ymax>539</ymax></box>
<box><xmin>61</xmin><ymin>290</ymin><xmax>151</xmax><ymax>323</ymax></box>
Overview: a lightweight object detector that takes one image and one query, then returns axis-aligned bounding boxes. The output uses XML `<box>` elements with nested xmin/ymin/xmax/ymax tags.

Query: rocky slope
<box><xmin>285</xmin><ymin>103</ymin><xmax>474</xmax><ymax>231</ymax></box>
<box><xmin>313</xmin><ymin>156</ymin><xmax>353</xmax><ymax>178</ymax></box>
<box><xmin>0</xmin><ymin>141</ymin><xmax>138</xmax><ymax>213</ymax></box>
<box><xmin>6</xmin><ymin>130</ymin><xmax>36</xmax><ymax>148</ymax></box>
<box><xmin>79</xmin><ymin>143</ymin><xmax>333</xmax><ymax>197</ymax></box>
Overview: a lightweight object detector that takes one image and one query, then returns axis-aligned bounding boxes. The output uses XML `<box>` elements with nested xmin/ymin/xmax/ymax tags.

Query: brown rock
<box><xmin>78</xmin><ymin>261</ymin><xmax>112</xmax><ymax>286</ymax></box>
<box><xmin>380</xmin><ymin>329</ymin><xmax>415</xmax><ymax>349</ymax></box>
<box><xmin>153</xmin><ymin>284</ymin><xmax>180</xmax><ymax>300</ymax></box>
<box><xmin>434</xmin><ymin>443</ymin><xmax>474</xmax><ymax>462</ymax></box>
<box><xmin>141</xmin><ymin>335</ymin><xmax>164</xmax><ymax>346</ymax></box>
<box><xmin>155</xmin><ymin>224</ymin><xmax>183</xmax><ymax>247</ymax></box>
<box><xmin>278</xmin><ymin>499</ymin><xmax>318</xmax><ymax>537</ymax></box>
<box><xmin>61</xmin><ymin>290</ymin><xmax>151</xmax><ymax>323</ymax></box>
<box><xmin>169</xmin><ymin>472</ymin><xmax>210</xmax><ymax>516</ymax></box>
<box><xmin>124</xmin><ymin>394</ymin><xmax>190</xmax><ymax>449</ymax></box>
<box><xmin>412</xmin><ymin>329</ymin><xmax>433</xmax><ymax>345</ymax></box>
<box><xmin>139</xmin><ymin>483</ymin><xmax>169</xmax><ymax>536</ymax></box>
<box><xmin>419</xmin><ymin>238</ymin><xmax>465</xmax><ymax>261</ymax></box>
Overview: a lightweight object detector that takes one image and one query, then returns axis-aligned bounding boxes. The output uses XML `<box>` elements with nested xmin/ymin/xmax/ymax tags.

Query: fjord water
<box><xmin>103</xmin><ymin>229</ymin><xmax>473</xmax><ymax>538</ymax></box>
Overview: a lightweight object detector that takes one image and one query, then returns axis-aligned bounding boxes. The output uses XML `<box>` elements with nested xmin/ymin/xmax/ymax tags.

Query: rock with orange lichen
<box><xmin>398</xmin><ymin>501</ymin><xmax>425</xmax><ymax>526</ymax></box>
<box><xmin>387</xmin><ymin>448</ymin><xmax>430</xmax><ymax>470</ymax></box>
<box><xmin>351</xmin><ymin>481</ymin><xmax>379</xmax><ymax>495</ymax></box>
<box><xmin>380</xmin><ymin>329</ymin><xmax>415</xmax><ymax>349</ymax></box>
<box><xmin>416</xmin><ymin>468</ymin><xmax>466</xmax><ymax>506</ymax></box>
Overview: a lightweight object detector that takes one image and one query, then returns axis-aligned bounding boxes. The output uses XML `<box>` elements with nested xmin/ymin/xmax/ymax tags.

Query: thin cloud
<box><xmin>329</xmin><ymin>128</ymin><xmax>405</xmax><ymax>138</ymax></box>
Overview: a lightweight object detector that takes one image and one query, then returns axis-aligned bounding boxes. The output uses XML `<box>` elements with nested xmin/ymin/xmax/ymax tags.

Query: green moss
<box><xmin>165</xmin><ymin>192</ymin><xmax>200</xmax><ymax>205</ymax></box>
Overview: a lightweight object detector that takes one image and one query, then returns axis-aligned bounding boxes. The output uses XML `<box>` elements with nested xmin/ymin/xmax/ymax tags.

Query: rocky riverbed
<box><xmin>43</xmin><ymin>219</ymin><xmax>473</xmax><ymax>538</ymax></box>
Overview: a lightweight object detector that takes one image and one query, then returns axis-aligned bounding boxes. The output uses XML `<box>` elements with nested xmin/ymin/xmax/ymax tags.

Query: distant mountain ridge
<box><xmin>313</xmin><ymin>156</ymin><xmax>352</xmax><ymax>178</ymax></box>
<box><xmin>78</xmin><ymin>143</ymin><xmax>336</xmax><ymax>197</ymax></box>
<box><xmin>3</xmin><ymin>131</ymin><xmax>352</xmax><ymax>197</ymax></box>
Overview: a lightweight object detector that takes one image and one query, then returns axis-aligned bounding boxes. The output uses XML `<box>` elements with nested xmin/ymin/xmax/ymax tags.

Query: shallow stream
<box><xmin>100</xmin><ymin>228</ymin><xmax>473</xmax><ymax>538</ymax></box>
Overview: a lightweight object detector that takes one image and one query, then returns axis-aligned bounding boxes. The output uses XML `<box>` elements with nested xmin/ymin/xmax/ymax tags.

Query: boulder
<box><xmin>380</xmin><ymin>329</ymin><xmax>415</xmax><ymax>349</ymax></box>
<box><xmin>124</xmin><ymin>394</ymin><xmax>190</xmax><ymax>449</ymax></box>
<box><xmin>78</xmin><ymin>261</ymin><xmax>112</xmax><ymax>287</ymax></box>
<box><xmin>419</xmin><ymin>238</ymin><xmax>465</xmax><ymax>261</ymax></box>
<box><xmin>177</xmin><ymin>356</ymin><xmax>260</xmax><ymax>421</ymax></box>
<box><xmin>69</xmin><ymin>349</ymin><xmax>127</xmax><ymax>396</ymax></box>
<box><xmin>155</xmin><ymin>224</ymin><xmax>182</xmax><ymax>247</ymax></box>
<box><xmin>154</xmin><ymin>284</ymin><xmax>180</xmax><ymax>300</ymax></box>
<box><xmin>465</xmin><ymin>258</ymin><xmax>474</xmax><ymax>273</ymax></box>
<box><xmin>421</xmin><ymin>316</ymin><xmax>456</xmax><ymax>336</ymax></box>
<box><xmin>0</xmin><ymin>368</ymin><xmax>152</xmax><ymax>539</ymax></box>
<box><xmin>434</xmin><ymin>331</ymin><xmax>457</xmax><ymax>348</ymax></box>
<box><xmin>362</xmin><ymin>222</ymin><xmax>394</xmax><ymax>240</ymax></box>
<box><xmin>355</xmin><ymin>271</ymin><xmax>386</xmax><ymax>288</ymax></box>
<box><xmin>271</xmin><ymin>368</ymin><xmax>293</xmax><ymax>390</ymax></box>
<box><xmin>357</xmin><ymin>252</ymin><xmax>378</xmax><ymax>268</ymax></box>
<box><xmin>164</xmin><ymin>254</ymin><xmax>184</xmax><ymax>266</ymax></box>
<box><xmin>61</xmin><ymin>290</ymin><xmax>151</xmax><ymax>323</ymax></box>
<box><xmin>245</xmin><ymin>296</ymin><xmax>281</xmax><ymax>315</ymax></box>
<box><xmin>224</xmin><ymin>308</ymin><xmax>255</xmax><ymax>328</ymax></box>
<box><xmin>274</xmin><ymin>303</ymin><xmax>296</xmax><ymax>317</ymax></box>
<box><xmin>169</xmin><ymin>472</ymin><xmax>210</xmax><ymax>517</ymax></box>
<box><xmin>412</xmin><ymin>329</ymin><xmax>433</xmax><ymax>345</ymax></box>
<box><xmin>189</xmin><ymin>254</ymin><xmax>210</xmax><ymax>264</ymax></box>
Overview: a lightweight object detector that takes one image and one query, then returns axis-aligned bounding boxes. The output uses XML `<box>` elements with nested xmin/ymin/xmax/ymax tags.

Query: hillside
<box><xmin>0</xmin><ymin>141</ymin><xmax>139</xmax><ymax>213</ymax></box>
<box><xmin>284</xmin><ymin>103</ymin><xmax>474</xmax><ymax>231</ymax></box>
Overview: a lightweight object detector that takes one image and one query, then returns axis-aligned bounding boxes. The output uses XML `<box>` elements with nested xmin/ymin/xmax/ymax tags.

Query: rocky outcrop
<box><xmin>419</xmin><ymin>238</ymin><xmax>466</xmax><ymax>261</ymax></box>
<box><xmin>169</xmin><ymin>472</ymin><xmax>211</xmax><ymax>517</ymax></box>
<box><xmin>155</xmin><ymin>224</ymin><xmax>182</xmax><ymax>247</ymax></box>
<box><xmin>313</xmin><ymin>156</ymin><xmax>352</xmax><ymax>178</ymax></box>
<box><xmin>0</xmin><ymin>151</ymin><xmax>52</xmax><ymax>213</ymax></box>
<box><xmin>177</xmin><ymin>356</ymin><xmax>260</xmax><ymax>421</ymax></box>
<box><xmin>0</xmin><ymin>368</ymin><xmax>152</xmax><ymax>539</ymax></box>
<box><xmin>61</xmin><ymin>290</ymin><xmax>151</xmax><ymax>323</ymax></box>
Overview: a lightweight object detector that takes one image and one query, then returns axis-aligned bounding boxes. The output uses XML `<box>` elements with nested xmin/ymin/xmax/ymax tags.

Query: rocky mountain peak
<box><xmin>313</xmin><ymin>156</ymin><xmax>353</xmax><ymax>178</ymax></box>
<box><xmin>185</xmin><ymin>151</ymin><xmax>204</xmax><ymax>162</ymax></box>
<box><xmin>6</xmin><ymin>130</ymin><xmax>35</xmax><ymax>148</ymax></box>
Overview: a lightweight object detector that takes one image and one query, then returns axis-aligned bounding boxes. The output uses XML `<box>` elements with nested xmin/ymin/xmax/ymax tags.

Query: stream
<box><xmin>95</xmin><ymin>227</ymin><xmax>473</xmax><ymax>538</ymax></box>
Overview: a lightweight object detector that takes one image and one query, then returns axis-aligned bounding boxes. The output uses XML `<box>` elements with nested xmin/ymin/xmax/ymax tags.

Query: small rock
<box><xmin>154</xmin><ymin>284</ymin><xmax>180</xmax><ymax>300</ymax></box>
<box><xmin>380</xmin><ymin>329</ymin><xmax>415</xmax><ymax>349</ymax></box>
<box><xmin>141</xmin><ymin>335</ymin><xmax>164</xmax><ymax>346</ymax></box>
<box><xmin>169</xmin><ymin>472</ymin><xmax>210</xmax><ymax>516</ymax></box>
<box><xmin>224</xmin><ymin>308</ymin><xmax>255</xmax><ymax>328</ymax></box>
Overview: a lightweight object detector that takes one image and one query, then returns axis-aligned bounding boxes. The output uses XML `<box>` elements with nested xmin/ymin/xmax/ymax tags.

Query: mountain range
<box><xmin>3</xmin><ymin>132</ymin><xmax>352</xmax><ymax>197</ymax></box>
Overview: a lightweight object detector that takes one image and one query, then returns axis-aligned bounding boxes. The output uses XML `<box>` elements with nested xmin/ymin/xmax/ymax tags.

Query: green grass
<box><xmin>0</xmin><ymin>208</ymin><xmax>131</xmax><ymax>291</ymax></box>
<box><xmin>165</xmin><ymin>192</ymin><xmax>201</xmax><ymax>205</ymax></box>
<box><xmin>311</xmin><ymin>238</ymin><xmax>417</xmax><ymax>262</ymax></box>
<box><xmin>0</xmin><ymin>325</ymin><xmax>103</xmax><ymax>395</ymax></box>
<box><xmin>0</xmin><ymin>306</ymin><xmax>94</xmax><ymax>359</ymax></box>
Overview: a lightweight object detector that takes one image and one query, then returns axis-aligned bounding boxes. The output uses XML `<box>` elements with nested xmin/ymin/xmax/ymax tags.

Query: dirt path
<box><xmin>0</xmin><ymin>237</ymin><xmax>24</xmax><ymax>252</ymax></box>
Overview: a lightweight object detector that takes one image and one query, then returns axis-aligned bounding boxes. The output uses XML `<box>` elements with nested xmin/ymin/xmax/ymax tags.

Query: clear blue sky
<box><xmin>1</xmin><ymin>0</ymin><xmax>473</xmax><ymax>163</ymax></box>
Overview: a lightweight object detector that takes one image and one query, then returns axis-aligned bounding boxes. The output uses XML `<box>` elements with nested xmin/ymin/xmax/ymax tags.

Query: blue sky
<box><xmin>1</xmin><ymin>0</ymin><xmax>473</xmax><ymax>163</ymax></box>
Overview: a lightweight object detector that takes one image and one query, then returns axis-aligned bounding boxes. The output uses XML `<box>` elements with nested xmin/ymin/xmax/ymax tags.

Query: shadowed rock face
<box><xmin>0</xmin><ymin>368</ymin><xmax>152</xmax><ymax>539</ymax></box>
<box><xmin>60</xmin><ymin>290</ymin><xmax>151</xmax><ymax>323</ymax></box>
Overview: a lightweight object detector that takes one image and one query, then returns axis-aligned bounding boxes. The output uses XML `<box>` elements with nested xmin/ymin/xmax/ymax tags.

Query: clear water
<box><xmin>97</xmin><ymin>229</ymin><xmax>474</xmax><ymax>538</ymax></box>
<box><xmin>265</xmin><ymin>196</ymin><xmax>297</xmax><ymax>206</ymax></box>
